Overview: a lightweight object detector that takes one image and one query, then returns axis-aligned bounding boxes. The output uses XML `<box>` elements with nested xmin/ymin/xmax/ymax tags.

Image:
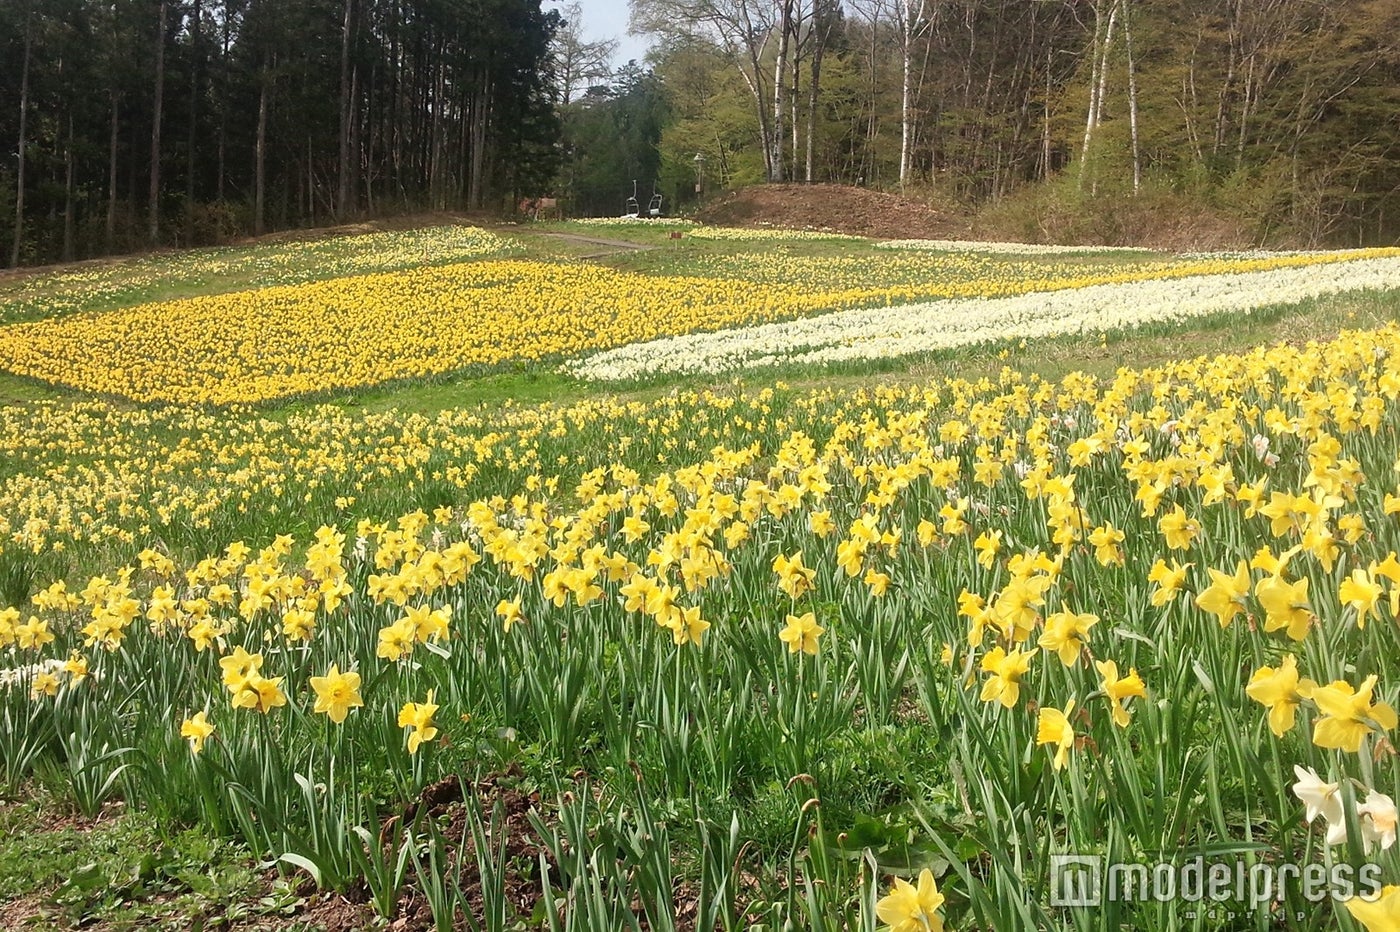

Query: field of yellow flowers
<box><xmin>4</xmin><ymin>225</ymin><xmax>1400</xmax><ymax>929</ymax></box>
<box><xmin>2</xmin><ymin>221</ymin><xmax>1394</xmax><ymax>404</ymax></box>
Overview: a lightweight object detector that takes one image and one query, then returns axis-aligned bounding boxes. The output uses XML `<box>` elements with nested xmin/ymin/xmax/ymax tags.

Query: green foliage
<box><xmin>560</xmin><ymin>65</ymin><xmax>670</xmax><ymax>217</ymax></box>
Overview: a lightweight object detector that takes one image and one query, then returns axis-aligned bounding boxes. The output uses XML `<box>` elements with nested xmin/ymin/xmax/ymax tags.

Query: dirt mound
<box><xmin>697</xmin><ymin>184</ymin><xmax>968</xmax><ymax>240</ymax></box>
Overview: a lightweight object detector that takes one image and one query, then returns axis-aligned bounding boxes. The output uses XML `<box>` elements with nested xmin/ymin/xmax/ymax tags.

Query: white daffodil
<box><xmin>1293</xmin><ymin>765</ymin><xmax>1345</xmax><ymax>829</ymax></box>
<box><xmin>568</xmin><ymin>255</ymin><xmax>1400</xmax><ymax>381</ymax></box>
<box><xmin>1359</xmin><ymin>791</ymin><xmax>1398</xmax><ymax>853</ymax></box>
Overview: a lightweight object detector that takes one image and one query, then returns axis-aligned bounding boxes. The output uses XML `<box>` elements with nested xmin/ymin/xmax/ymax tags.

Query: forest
<box><xmin>0</xmin><ymin>0</ymin><xmax>560</xmax><ymax>266</ymax></box>
<box><xmin>620</xmin><ymin>0</ymin><xmax>1400</xmax><ymax>246</ymax></box>
<box><xmin>3</xmin><ymin>0</ymin><xmax>1399</xmax><ymax>266</ymax></box>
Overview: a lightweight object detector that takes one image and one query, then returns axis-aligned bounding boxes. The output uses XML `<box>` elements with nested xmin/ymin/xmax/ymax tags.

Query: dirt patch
<box><xmin>698</xmin><ymin>182</ymin><xmax>1258</xmax><ymax>250</ymax></box>
<box><xmin>0</xmin><ymin>893</ymin><xmax>48</xmax><ymax>929</ymax></box>
<box><xmin>525</xmin><ymin>231</ymin><xmax>658</xmax><ymax>259</ymax></box>
<box><xmin>698</xmin><ymin>183</ymin><xmax>970</xmax><ymax>240</ymax></box>
<box><xmin>388</xmin><ymin>767</ymin><xmax>555</xmax><ymax>931</ymax></box>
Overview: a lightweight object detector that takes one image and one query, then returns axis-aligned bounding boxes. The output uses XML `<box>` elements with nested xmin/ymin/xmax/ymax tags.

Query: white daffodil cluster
<box><xmin>1294</xmin><ymin>765</ymin><xmax>1398</xmax><ymax>853</ymax></box>
<box><xmin>875</xmin><ymin>238</ymin><xmax>1151</xmax><ymax>256</ymax></box>
<box><xmin>568</xmin><ymin>254</ymin><xmax>1400</xmax><ymax>381</ymax></box>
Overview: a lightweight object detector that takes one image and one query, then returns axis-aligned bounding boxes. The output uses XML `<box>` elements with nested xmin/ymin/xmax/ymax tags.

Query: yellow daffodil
<box><xmin>1038</xmin><ymin>610</ymin><xmax>1099</xmax><ymax>666</ymax></box>
<box><xmin>779</xmin><ymin>612</ymin><xmax>824</xmax><ymax>655</ymax></box>
<box><xmin>875</xmin><ymin>868</ymin><xmax>945</xmax><ymax>932</ymax></box>
<box><xmin>980</xmin><ymin>646</ymin><xmax>1033</xmax><ymax>708</ymax></box>
<box><xmin>773</xmin><ymin>551</ymin><xmax>817</xmax><ymax>599</ymax></box>
<box><xmin>1096</xmin><ymin>660</ymin><xmax>1146</xmax><ymax>727</ymax></box>
<box><xmin>377</xmin><ymin>616</ymin><xmax>417</xmax><ymax>662</ymax></box>
<box><xmin>180</xmin><ymin>711</ymin><xmax>215</xmax><ymax>754</ymax></box>
<box><xmin>398</xmin><ymin>690</ymin><xmax>440</xmax><ymax>754</ymax></box>
<box><xmin>1037</xmin><ymin>700</ymin><xmax>1077</xmax><ymax>771</ymax></box>
<box><xmin>309</xmin><ymin>664</ymin><xmax>364</xmax><ymax>725</ymax></box>
<box><xmin>1340</xmin><ymin>567</ymin><xmax>1385</xmax><ymax>628</ymax></box>
<box><xmin>1147</xmin><ymin>558</ymin><xmax>1190</xmax><ymax>607</ymax></box>
<box><xmin>1195</xmin><ymin>561</ymin><xmax>1251</xmax><ymax>627</ymax></box>
<box><xmin>1255</xmin><ymin>572</ymin><xmax>1313</xmax><ymax>641</ymax></box>
<box><xmin>1244</xmin><ymin>655</ymin><xmax>1316</xmax><ymax>736</ymax></box>
<box><xmin>1345</xmin><ymin>885</ymin><xmax>1400</xmax><ymax>932</ymax></box>
<box><xmin>1309</xmin><ymin>675</ymin><xmax>1398</xmax><ymax>753</ymax></box>
<box><xmin>1158</xmin><ymin>504</ymin><xmax>1200</xmax><ymax>550</ymax></box>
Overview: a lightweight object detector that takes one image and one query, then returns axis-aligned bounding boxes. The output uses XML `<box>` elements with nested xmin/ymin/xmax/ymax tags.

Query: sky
<box><xmin>545</xmin><ymin>0</ymin><xmax>653</xmax><ymax>70</ymax></box>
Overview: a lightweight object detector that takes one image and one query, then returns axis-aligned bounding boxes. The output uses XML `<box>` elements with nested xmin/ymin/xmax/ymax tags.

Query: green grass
<box><xmin>305</xmin><ymin>368</ymin><xmax>586</xmax><ymax>416</ymax></box>
<box><xmin>0</xmin><ymin>371</ymin><xmax>73</xmax><ymax>407</ymax></box>
<box><xmin>0</xmin><ymin>793</ymin><xmax>278</xmax><ymax>931</ymax></box>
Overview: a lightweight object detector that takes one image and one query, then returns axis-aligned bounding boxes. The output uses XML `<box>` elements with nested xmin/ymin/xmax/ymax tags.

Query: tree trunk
<box><xmin>1078</xmin><ymin>0</ymin><xmax>1118</xmax><ymax>192</ymax></box>
<box><xmin>1043</xmin><ymin>49</ymin><xmax>1052</xmax><ymax>181</ymax></box>
<box><xmin>806</xmin><ymin>21</ymin><xmax>828</xmax><ymax>182</ymax></box>
<box><xmin>149</xmin><ymin>0</ymin><xmax>168</xmax><ymax>244</ymax></box>
<box><xmin>468</xmin><ymin>78</ymin><xmax>488</xmax><ymax>209</ymax></box>
<box><xmin>217</xmin><ymin>3</ymin><xmax>229</xmax><ymax>201</ymax></box>
<box><xmin>1123</xmin><ymin>0</ymin><xmax>1141</xmax><ymax>195</ymax></box>
<box><xmin>11</xmin><ymin>12</ymin><xmax>33</xmax><ymax>268</ymax></box>
<box><xmin>63</xmin><ymin>115</ymin><xmax>76</xmax><ymax>262</ymax></box>
<box><xmin>107</xmin><ymin>92</ymin><xmax>120</xmax><ymax>252</ymax></box>
<box><xmin>255</xmin><ymin>69</ymin><xmax>269</xmax><ymax>235</ymax></box>
<box><xmin>337</xmin><ymin>0</ymin><xmax>354</xmax><ymax>218</ymax></box>
<box><xmin>186</xmin><ymin>0</ymin><xmax>202</xmax><ymax>244</ymax></box>
<box><xmin>899</xmin><ymin>0</ymin><xmax>921</xmax><ymax>189</ymax></box>
<box><xmin>769</xmin><ymin>0</ymin><xmax>793</xmax><ymax>182</ymax></box>
<box><xmin>307</xmin><ymin>134</ymin><xmax>315</xmax><ymax>225</ymax></box>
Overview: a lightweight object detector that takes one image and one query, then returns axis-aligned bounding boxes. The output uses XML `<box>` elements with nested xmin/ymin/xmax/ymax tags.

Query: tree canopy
<box><xmin>0</xmin><ymin>0</ymin><xmax>562</xmax><ymax>266</ymax></box>
<box><xmin>626</xmin><ymin>0</ymin><xmax>1400</xmax><ymax>245</ymax></box>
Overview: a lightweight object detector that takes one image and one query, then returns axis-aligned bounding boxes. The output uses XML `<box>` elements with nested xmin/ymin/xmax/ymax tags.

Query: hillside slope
<box><xmin>696</xmin><ymin>184</ymin><xmax>968</xmax><ymax>240</ymax></box>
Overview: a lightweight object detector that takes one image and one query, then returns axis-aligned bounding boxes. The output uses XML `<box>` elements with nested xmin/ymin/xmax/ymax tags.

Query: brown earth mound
<box><xmin>697</xmin><ymin>184</ymin><xmax>969</xmax><ymax>240</ymax></box>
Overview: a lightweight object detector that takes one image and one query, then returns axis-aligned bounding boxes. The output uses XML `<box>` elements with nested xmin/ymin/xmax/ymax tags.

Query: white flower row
<box><xmin>875</xmin><ymin>238</ymin><xmax>1152</xmax><ymax>256</ymax></box>
<box><xmin>570</xmin><ymin>217</ymin><xmax>696</xmax><ymax>227</ymax></box>
<box><xmin>686</xmin><ymin>226</ymin><xmax>865</xmax><ymax>242</ymax></box>
<box><xmin>0</xmin><ymin>657</ymin><xmax>64</xmax><ymax>688</ymax></box>
<box><xmin>566</xmin><ymin>255</ymin><xmax>1400</xmax><ymax>381</ymax></box>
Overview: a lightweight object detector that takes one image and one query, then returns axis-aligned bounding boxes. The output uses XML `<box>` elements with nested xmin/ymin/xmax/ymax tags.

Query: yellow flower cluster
<box><xmin>687</xmin><ymin>245</ymin><xmax>1400</xmax><ymax>305</ymax></box>
<box><xmin>0</xmin><ymin>260</ymin><xmax>852</xmax><ymax>403</ymax></box>
<box><xmin>0</xmin><ymin>386</ymin><xmax>851</xmax><ymax>558</ymax></box>
<box><xmin>7</xmin><ymin>316</ymin><xmax>1400</xmax><ymax>925</ymax></box>
<box><xmin>8</xmin><ymin>324</ymin><xmax>1400</xmax><ymax>767</ymax></box>
<box><xmin>0</xmin><ymin>224</ymin><xmax>517</xmax><ymax>325</ymax></box>
<box><xmin>7</xmin><ymin>245</ymin><xmax>1392</xmax><ymax>405</ymax></box>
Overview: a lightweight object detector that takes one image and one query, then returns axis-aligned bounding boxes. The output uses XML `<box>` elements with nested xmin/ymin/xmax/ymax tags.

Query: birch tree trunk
<box><xmin>1123</xmin><ymin>0</ymin><xmax>1140</xmax><ymax>194</ymax></box>
<box><xmin>1078</xmin><ymin>0</ymin><xmax>1118</xmax><ymax>192</ymax></box>
<box><xmin>11</xmin><ymin>10</ymin><xmax>33</xmax><ymax>267</ymax></box>
<box><xmin>897</xmin><ymin>0</ymin><xmax>930</xmax><ymax>189</ymax></box>
<box><xmin>806</xmin><ymin>2</ymin><xmax>835</xmax><ymax>182</ymax></box>
<box><xmin>770</xmin><ymin>0</ymin><xmax>794</xmax><ymax>181</ymax></box>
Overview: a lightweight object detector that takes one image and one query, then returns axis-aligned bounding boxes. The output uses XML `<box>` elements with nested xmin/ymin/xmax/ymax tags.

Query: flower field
<box><xmin>0</xmin><ymin>224</ymin><xmax>518</xmax><ymax>326</ymax></box>
<box><xmin>0</xmin><ymin>260</ymin><xmax>844</xmax><ymax>403</ymax></box>
<box><xmin>571</xmin><ymin>253</ymin><xmax>1400</xmax><ymax>380</ymax></box>
<box><xmin>4</xmin><ymin>226</ymin><xmax>1400</xmax><ymax>929</ymax></box>
<box><xmin>2</xmin><ymin>225</ymin><xmax>1395</xmax><ymax>406</ymax></box>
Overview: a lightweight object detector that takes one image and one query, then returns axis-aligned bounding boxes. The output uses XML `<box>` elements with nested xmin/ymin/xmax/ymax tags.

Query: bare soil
<box><xmin>697</xmin><ymin>182</ymin><xmax>1255</xmax><ymax>251</ymax></box>
<box><xmin>697</xmin><ymin>183</ymin><xmax>970</xmax><ymax>240</ymax></box>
